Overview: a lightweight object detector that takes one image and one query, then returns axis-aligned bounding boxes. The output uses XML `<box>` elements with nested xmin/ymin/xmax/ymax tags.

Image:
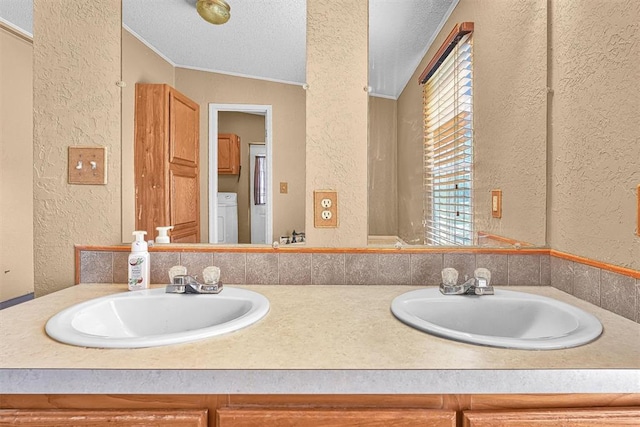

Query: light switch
<box><xmin>636</xmin><ymin>184</ymin><xmax>639</xmax><ymax>237</ymax></box>
<box><xmin>280</xmin><ymin>182</ymin><xmax>288</xmax><ymax>194</ymax></box>
<box><xmin>491</xmin><ymin>189</ymin><xmax>502</xmax><ymax>218</ymax></box>
<box><xmin>68</xmin><ymin>146</ymin><xmax>107</xmax><ymax>185</ymax></box>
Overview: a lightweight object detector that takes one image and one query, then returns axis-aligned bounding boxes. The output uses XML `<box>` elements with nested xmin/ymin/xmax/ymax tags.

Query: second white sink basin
<box><xmin>46</xmin><ymin>287</ymin><xmax>269</xmax><ymax>348</ymax></box>
<box><xmin>391</xmin><ymin>288</ymin><xmax>602</xmax><ymax>350</ymax></box>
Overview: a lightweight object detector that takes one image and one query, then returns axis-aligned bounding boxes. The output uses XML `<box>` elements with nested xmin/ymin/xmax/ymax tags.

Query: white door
<box><xmin>249</xmin><ymin>144</ymin><xmax>267</xmax><ymax>244</ymax></box>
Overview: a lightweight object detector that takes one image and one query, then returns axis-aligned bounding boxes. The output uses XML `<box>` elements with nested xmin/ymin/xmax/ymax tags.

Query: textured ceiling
<box><xmin>0</xmin><ymin>0</ymin><xmax>457</xmax><ymax>99</ymax></box>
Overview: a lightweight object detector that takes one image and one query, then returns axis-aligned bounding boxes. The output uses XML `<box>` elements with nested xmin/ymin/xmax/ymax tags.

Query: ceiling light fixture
<box><xmin>196</xmin><ymin>0</ymin><xmax>231</xmax><ymax>25</ymax></box>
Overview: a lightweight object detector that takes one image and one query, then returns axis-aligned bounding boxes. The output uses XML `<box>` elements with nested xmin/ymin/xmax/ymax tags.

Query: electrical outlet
<box><xmin>314</xmin><ymin>190</ymin><xmax>338</xmax><ymax>228</ymax></box>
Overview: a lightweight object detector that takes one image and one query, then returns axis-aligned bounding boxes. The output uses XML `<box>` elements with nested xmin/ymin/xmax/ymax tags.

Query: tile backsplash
<box><xmin>77</xmin><ymin>247</ymin><xmax>639</xmax><ymax>323</ymax></box>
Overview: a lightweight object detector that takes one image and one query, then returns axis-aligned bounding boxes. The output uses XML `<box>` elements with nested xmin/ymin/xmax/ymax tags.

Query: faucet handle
<box><xmin>474</xmin><ymin>268</ymin><xmax>491</xmax><ymax>286</ymax></box>
<box><xmin>203</xmin><ymin>266</ymin><xmax>221</xmax><ymax>285</ymax></box>
<box><xmin>169</xmin><ymin>265</ymin><xmax>187</xmax><ymax>283</ymax></box>
<box><xmin>441</xmin><ymin>268</ymin><xmax>459</xmax><ymax>286</ymax></box>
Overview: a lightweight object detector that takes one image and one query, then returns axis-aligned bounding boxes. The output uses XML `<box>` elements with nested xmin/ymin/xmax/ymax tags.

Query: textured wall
<box><xmin>549</xmin><ymin>0</ymin><xmax>640</xmax><ymax>270</ymax></box>
<box><xmin>397</xmin><ymin>0</ymin><xmax>548</xmax><ymax>246</ymax></box>
<box><xmin>121</xmin><ymin>28</ymin><xmax>175</xmax><ymax>242</ymax></box>
<box><xmin>0</xmin><ymin>27</ymin><xmax>34</xmax><ymax>301</ymax></box>
<box><xmin>175</xmin><ymin>68</ymin><xmax>306</xmax><ymax>243</ymax></box>
<box><xmin>33</xmin><ymin>0</ymin><xmax>122</xmax><ymax>296</ymax></box>
<box><xmin>306</xmin><ymin>0</ymin><xmax>369</xmax><ymax>247</ymax></box>
<box><xmin>368</xmin><ymin>96</ymin><xmax>398</xmax><ymax>236</ymax></box>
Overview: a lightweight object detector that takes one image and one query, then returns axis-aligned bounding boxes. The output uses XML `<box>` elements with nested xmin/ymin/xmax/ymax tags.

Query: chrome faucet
<box><xmin>439</xmin><ymin>268</ymin><xmax>494</xmax><ymax>295</ymax></box>
<box><xmin>165</xmin><ymin>266</ymin><xmax>223</xmax><ymax>294</ymax></box>
<box><xmin>165</xmin><ymin>274</ymin><xmax>223</xmax><ymax>294</ymax></box>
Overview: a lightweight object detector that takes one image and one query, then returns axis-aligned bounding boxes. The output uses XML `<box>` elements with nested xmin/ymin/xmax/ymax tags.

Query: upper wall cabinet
<box><xmin>134</xmin><ymin>83</ymin><xmax>200</xmax><ymax>243</ymax></box>
<box><xmin>218</xmin><ymin>133</ymin><xmax>241</xmax><ymax>175</ymax></box>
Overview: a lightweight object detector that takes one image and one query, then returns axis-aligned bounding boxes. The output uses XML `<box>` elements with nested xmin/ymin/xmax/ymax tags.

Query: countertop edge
<box><xmin>2</xmin><ymin>368</ymin><xmax>639</xmax><ymax>395</ymax></box>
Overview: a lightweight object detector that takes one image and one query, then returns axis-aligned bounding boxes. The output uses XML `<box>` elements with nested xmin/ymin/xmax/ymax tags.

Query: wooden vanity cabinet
<box><xmin>2</xmin><ymin>394</ymin><xmax>639</xmax><ymax>427</ymax></box>
<box><xmin>0</xmin><ymin>409</ymin><xmax>208</xmax><ymax>426</ymax></box>
<box><xmin>134</xmin><ymin>83</ymin><xmax>200</xmax><ymax>243</ymax></box>
<box><xmin>218</xmin><ymin>133</ymin><xmax>241</xmax><ymax>175</ymax></box>
<box><xmin>462</xmin><ymin>407</ymin><xmax>640</xmax><ymax>426</ymax></box>
<box><xmin>217</xmin><ymin>407</ymin><xmax>456</xmax><ymax>427</ymax></box>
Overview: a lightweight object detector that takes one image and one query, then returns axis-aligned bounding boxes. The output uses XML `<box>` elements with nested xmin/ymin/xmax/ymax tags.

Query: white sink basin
<box><xmin>391</xmin><ymin>288</ymin><xmax>602</xmax><ymax>350</ymax></box>
<box><xmin>46</xmin><ymin>287</ymin><xmax>269</xmax><ymax>348</ymax></box>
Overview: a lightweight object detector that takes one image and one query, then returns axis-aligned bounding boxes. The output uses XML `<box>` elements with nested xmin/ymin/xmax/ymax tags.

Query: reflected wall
<box><xmin>396</xmin><ymin>0</ymin><xmax>548</xmax><ymax>246</ymax></box>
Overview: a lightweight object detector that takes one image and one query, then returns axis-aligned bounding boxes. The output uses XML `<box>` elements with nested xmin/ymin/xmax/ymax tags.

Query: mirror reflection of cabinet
<box><xmin>134</xmin><ymin>83</ymin><xmax>200</xmax><ymax>243</ymax></box>
<box><xmin>218</xmin><ymin>133</ymin><xmax>241</xmax><ymax>175</ymax></box>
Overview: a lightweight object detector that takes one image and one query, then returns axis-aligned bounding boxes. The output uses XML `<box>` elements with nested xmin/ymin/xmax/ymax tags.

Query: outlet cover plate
<box><xmin>314</xmin><ymin>190</ymin><xmax>337</xmax><ymax>228</ymax></box>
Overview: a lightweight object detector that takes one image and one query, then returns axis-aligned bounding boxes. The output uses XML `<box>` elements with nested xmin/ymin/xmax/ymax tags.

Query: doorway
<box><xmin>208</xmin><ymin>104</ymin><xmax>273</xmax><ymax>244</ymax></box>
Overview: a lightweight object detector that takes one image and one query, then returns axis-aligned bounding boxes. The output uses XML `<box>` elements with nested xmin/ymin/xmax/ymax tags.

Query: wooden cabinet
<box><xmin>2</xmin><ymin>394</ymin><xmax>639</xmax><ymax>427</ymax></box>
<box><xmin>218</xmin><ymin>133</ymin><xmax>240</xmax><ymax>174</ymax></box>
<box><xmin>217</xmin><ymin>408</ymin><xmax>456</xmax><ymax>427</ymax></box>
<box><xmin>463</xmin><ymin>407</ymin><xmax>640</xmax><ymax>426</ymax></box>
<box><xmin>0</xmin><ymin>409</ymin><xmax>208</xmax><ymax>426</ymax></box>
<box><xmin>134</xmin><ymin>83</ymin><xmax>200</xmax><ymax>243</ymax></box>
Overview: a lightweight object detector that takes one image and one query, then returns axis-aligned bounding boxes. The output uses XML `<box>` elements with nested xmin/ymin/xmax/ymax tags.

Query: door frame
<box><xmin>208</xmin><ymin>104</ymin><xmax>273</xmax><ymax>244</ymax></box>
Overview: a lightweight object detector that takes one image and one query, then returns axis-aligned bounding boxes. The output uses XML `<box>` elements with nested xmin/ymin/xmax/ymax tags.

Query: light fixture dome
<box><xmin>197</xmin><ymin>0</ymin><xmax>231</xmax><ymax>25</ymax></box>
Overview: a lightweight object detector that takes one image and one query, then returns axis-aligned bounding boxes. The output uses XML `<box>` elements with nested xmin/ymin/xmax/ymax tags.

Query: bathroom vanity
<box><xmin>1</xmin><ymin>284</ymin><xmax>639</xmax><ymax>425</ymax></box>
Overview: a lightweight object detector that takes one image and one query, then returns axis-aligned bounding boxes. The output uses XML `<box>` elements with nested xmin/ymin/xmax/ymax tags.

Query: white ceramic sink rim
<box><xmin>45</xmin><ymin>286</ymin><xmax>269</xmax><ymax>348</ymax></box>
<box><xmin>391</xmin><ymin>288</ymin><xmax>603</xmax><ymax>350</ymax></box>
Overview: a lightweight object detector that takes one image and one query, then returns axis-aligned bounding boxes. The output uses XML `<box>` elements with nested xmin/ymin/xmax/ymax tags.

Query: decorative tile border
<box><xmin>75</xmin><ymin>245</ymin><xmax>639</xmax><ymax>323</ymax></box>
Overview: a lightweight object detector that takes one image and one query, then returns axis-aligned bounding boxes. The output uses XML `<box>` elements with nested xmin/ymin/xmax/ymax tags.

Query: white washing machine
<box><xmin>217</xmin><ymin>192</ymin><xmax>238</xmax><ymax>244</ymax></box>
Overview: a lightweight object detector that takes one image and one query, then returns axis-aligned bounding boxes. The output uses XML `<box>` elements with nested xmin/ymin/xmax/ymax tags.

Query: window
<box><xmin>422</xmin><ymin>25</ymin><xmax>473</xmax><ymax>245</ymax></box>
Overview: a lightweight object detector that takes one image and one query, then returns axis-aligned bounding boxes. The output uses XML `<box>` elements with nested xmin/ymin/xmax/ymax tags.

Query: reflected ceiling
<box><xmin>0</xmin><ymin>0</ymin><xmax>457</xmax><ymax>98</ymax></box>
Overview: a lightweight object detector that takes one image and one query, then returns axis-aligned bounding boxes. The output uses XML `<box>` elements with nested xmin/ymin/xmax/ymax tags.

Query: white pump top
<box><xmin>155</xmin><ymin>226</ymin><xmax>174</xmax><ymax>244</ymax></box>
<box><xmin>131</xmin><ymin>231</ymin><xmax>148</xmax><ymax>252</ymax></box>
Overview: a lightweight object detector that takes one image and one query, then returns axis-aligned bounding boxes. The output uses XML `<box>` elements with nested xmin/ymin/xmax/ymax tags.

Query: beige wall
<box><xmin>306</xmin><ymin>0</ymin><xmax>369</xmax><ymax>247</ymax></box>
<box><xmin>397</xmin><ymin>0</ymin><xmax>548</xmax><ymax>246</ymax></box>
<box><xmin>368</xmin><ymin>96</ymin><xmax>398</xmax><ymax>236</ymax></box>
<box><xmin>549</xmin><ymin>0</ymin><xmax>640</xmax><ymax>270</ymax></box>
<box><xmin>0</xmin><ymin>27</ymin><xmax>34</xmax><ymax>301</ymax></box>
<box><xmin>33</xmin><ymin>0</ymin><xmax>122</xmax><ymax>296</ymax></box>
<box><xmin>175</xmin><ymin>68</ymin><xmax>306</xmax><ymax>242</ymax></box>
<box><xmin>121</xmin><ymin>28</ymin><xmax>175</xmax><ymax>242</ymax></box>
<box><xmin>218</xmin><ymin>112</ymin><xmax>266</xmax><ymax>244</ymax></box>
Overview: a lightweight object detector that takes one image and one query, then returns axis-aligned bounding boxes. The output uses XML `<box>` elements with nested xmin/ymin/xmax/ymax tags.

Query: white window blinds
<box><xmin>423</xmin><ymin>32</ymin><xmax>473</xmax><ymax>245</ymax></box>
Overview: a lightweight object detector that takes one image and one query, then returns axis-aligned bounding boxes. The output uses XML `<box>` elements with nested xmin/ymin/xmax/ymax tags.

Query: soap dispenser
<box><xmin>155</xmin><ymin>226</ymin><xmax>174</xmax><ymax>244</ymax></box>
<box><xmin>128</xmin><ymin>231</ymin><xmax>150</xmax><ymax>291</ymax></box>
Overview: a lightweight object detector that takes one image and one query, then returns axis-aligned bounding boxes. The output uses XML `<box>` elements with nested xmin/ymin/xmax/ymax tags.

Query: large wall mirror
<box><xmin>0</xmin><ymin>0</ymin><xmax>548</xmax><ymax>249</ymax></box>
<box><xmin>120</xmin><ymin>0</ymin><xmax>548</xmax><ymax>248</ymax></box>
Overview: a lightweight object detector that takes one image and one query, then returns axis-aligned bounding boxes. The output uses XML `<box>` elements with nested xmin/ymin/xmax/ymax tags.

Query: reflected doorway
<box><xmin>208</xmin><ymin>104</ymin><xmax>273</xmax><ymax>244</ymax></box>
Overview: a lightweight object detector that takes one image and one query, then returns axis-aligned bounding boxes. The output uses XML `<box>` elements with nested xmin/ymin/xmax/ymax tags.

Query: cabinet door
<box><xmin>0</xmin><ymin>409</ymin><xmax>208</xmax><ymax>426</ymax></box>
<box><xmin>218</xmin><ymin>134</ymin><xmax>240</xmax><ymax>174</ymax></box>
<box><xmin>463</xmin><ymin>407</ymin><xmax>640</xmax><ymax>426</ymax></box>
<box><xmin>217</xmin><ymin>408</ymin><xmax>456</xmax><ymax>427</ymax></box>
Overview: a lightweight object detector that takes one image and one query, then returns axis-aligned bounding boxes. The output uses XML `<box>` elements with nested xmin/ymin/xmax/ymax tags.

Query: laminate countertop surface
<box><xmin>1</xmin><ymin>284</ymin><xmax>638</xmax><ymax>394</ymax></box>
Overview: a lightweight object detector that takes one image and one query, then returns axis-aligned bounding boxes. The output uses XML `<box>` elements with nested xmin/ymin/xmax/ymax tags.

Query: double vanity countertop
<box><xmin>1</xmin><ymin>284</ymin><xmax>639</xmax><ymax>394</ymax></box>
